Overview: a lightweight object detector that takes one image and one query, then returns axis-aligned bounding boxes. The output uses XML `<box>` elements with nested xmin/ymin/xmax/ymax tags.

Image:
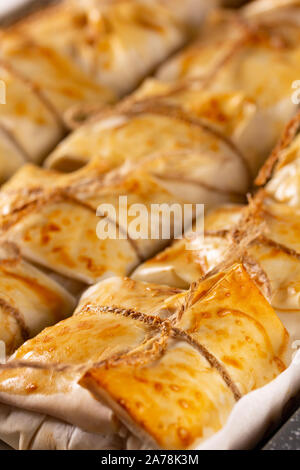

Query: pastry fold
<box><xmin>0</xmin><ymin>168</ymin><xmax>140</xmax><ymax>287</ymax></box>
<box><xmin>0</xmin><ymin>0</ymin><xmax>297</xmax><ymax>451</ymax></box>
<box><xmin>133</xmin><ymin>111</ymin><xmax>300</xmax><ymax>343</ymax></box>
<box><xmin>45</xmin><ymin>1</ymin><xmax>300</xmax><ymax>179</ymax></box>
<box><xmin>156</xmin><ymin>0</ymin><xmax>300</xmax><ymax>162</ymax></box>
<box><xmin>0</xmin><ymin>278</ymin><xmax>182</xmax><ymax>442</ymax></box>
<box><xmin>0</xmin><ymin>77</ymin><xmax>256</xmax><ymax>300</ymax></box>
<box><xmin>132</xmin><ymin>204</ymin><xmax>243</xmax><ymax>288</ymax></box>
<box><xmin>1</xmin><ymin>0</ymin><xmax>299</xmax><ymax>357</ymax></box>
<box><xmin>0</xmin><ymin>3</ymin><xmax>252</xmax><ymax>357</ymax></box>
<box><xmin>0</xmin><ymin>242</ymin><xmax>74</xmax><ymax>356</ymax></box>
<box><xmin>0</xmin><ymin>265</ymin><xmax>287</xmax><ymax>449</ymax></box>
<box><xmin>0</xmin><ymin>0</ymin><xmax>212</xmax><ymax>182</ymax></box>
<box><xmin>0</xmin><ymin>158</ymin><xmax>234</xmax><ymax>297</ymax></box>
<box><xmin>45</xmin><ymin>79</ymin><xmax>267</xmax><ymax>180</ymax></box>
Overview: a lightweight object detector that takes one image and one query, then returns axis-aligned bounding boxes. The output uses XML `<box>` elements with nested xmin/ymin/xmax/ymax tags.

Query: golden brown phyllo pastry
<box><xmin>0</xmin><ymin>76</ymin><xmax>286</xmax><ymax>357</ymax></box>
<box><xmin>157</xmin><ymin>0</ymin><xmax>300</xmax><ymax>152</ymax></box>
<box><xmin>0</xmin><ymin>6</ymin><xmax>257</xmax><ymax>358</ymax></box>
<box><xmin>45</xmin><ymin>79</ymin><xmax>274</xmax><ymax>181</ymax></box>
<box><xmin>133</xmin><ymin>111</ymin><xmax>300</xmax><ymax>343</ymax></box>
<box><xmin>44</xmin><ymin>0</ymin><xmax>300</xmax><ymax>180</ymax></box>
<box><xmin>0</xmin><ymin>77</ymin><xmax>262</xmax><ymax>310</ymax></box>
<box><xmin>0</xmin><ymin>0</ymin><xmax>298</xmax><ymax>368</ymax></box>
<box><xmin>0</xmin><ymin>0</ymin><xmax>213</xmax><ymax>182</ymax></box>
<box><xmin>0</xmin><ymin>242</ymin><xmax>74</xmax><ymax>357</ymax></box>
<box><xmin>80</xmin><ymin>265</ymin><xmax>288</xmax><ymax>450</ymax></box>
<box><xmin>0</xmin><ymin>146</ymin><xmax>237</xmax><ymax>304</ymax></box>
<box><xmin>0</xmin><ymin>265</ymin><xmax>288</xmax><ymax>449</ymax></box>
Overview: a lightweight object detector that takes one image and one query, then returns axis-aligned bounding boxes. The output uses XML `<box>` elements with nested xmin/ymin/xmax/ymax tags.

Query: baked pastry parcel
<box><xmin>45</xmin><ymin>84</ymin><xmax>270</xmax><ymax>218</ymax></box>
<box><xmin>45</xmin><ymin>78</ymin><xmax>277</xmax><ymax>179</ymax></box>
<box><xmin>0</xmin><ymin>242</ymin><xmax>74</xmax><ymax>357</ymax></box>
<box><xmin>0</xmin><ymin>147</ymin><xmax>240</xmax><ymax>293</ymax></box>
<box><xmin>0</xmin><ymin>66</ymin><xmax>289</xmax><ymax>354</ymax></box>
<box><xmin>0</xmin><ymin>264</ymin><xmax>288</xmax><ymax>450</ymax></box>
<box><xmin>156</xmin><ymin>0</ymin><xmax>300</xmax><ymax>151</ymax></box>
<box><xmin>44</xmin><ymin>0</ymin><xmax>300</xmax><ymax>175</ymax></box>
<box><xmin>0</xmin><ymin>73</ymin><xmax>261</xmax><ymax>307</ymax></box>
<box><xmin>0</xmin><ymin>105</ymin><xmax>244</xmax><ymax>355</ymax></box>
<box><xmin>0</xmin><ymin>4</ymin><xmax>273</xmax><ymax>360</ymax></box>
<box><xmin>133</xmin><ymin>112</ymin><xmax>300</xmax><ymax>344</ymax></box>
<box><xmin>0</xmin><ymin>0</ymin><xmax>213</xmax><ymax>183</ymax></box>
<box><xmin>1</xmin><ymin>0</ymin><xmax>299</xmax><ymax>361</ymax></box>
<box><xmin>0</xmin><ymin>0</ymin><xmax>296</xmax><ymax>451</ymax></box>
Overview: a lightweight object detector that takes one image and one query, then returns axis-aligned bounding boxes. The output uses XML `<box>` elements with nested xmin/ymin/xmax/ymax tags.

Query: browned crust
<box><xmin>124</xmin><ymin>13</ymin><xmax>252</xmax><ymax>106</ymax></box>
<box><xmin>93</xmin><ymin>331</ymin><xmax>170</xmax><ymax>371</ymax></box>
<box><xmin>88</xmin><ymin>99</ymin><xmax>252</xmax><ymax>183</ymax></box>
<box><xmin>191</xmin><ymin>189</ymin><xmax>300</xmax><ymax>293</ymax></box>
<box><xmin>0</xmin><ymin>186</ymin><xmax>144</xmax><ymax>264</ymax></box>
<box><xmin>64</xmin><ymin>11</ymin><xmax>251</xmax><ymax>128</ymax></box>
<box><xmin>0</xmin><ymin>58</ymin><xmax>65</xmax><ymax>130</ymax></box>
<box><xmin>176</xmin><ymin>196</ymin><xmax>270</xmax><ymax>302</ymax></box>
<box><xmin>0</xmin><ymin>303</ymin><xmax>166</xmax><ymax>374</ymax></box>
<box><xmin>185</xmin><ymin>186</ymin><xmax>300</xmax><ymax>305</ymax></box>
<box><xmin>84</xmin><ymin>305</ymin><xmax>242</xmax><ymax>401</ymax></box>
<box><xmin>0</xmin><ymin>302</ymin><xmax>242</xmax><ymax>402</ymax></box>
<box><xmin>171</xmin><ymin>327</ymin><xmax>242</xmax><ymax>401</ymax></box>
<box><xmin>0</xmin><ymin>189</ymin><xmax>88</xmax><ymax>232</ymax></box>
<box><xmin>189</xmin><ymin>201</ymin><xmax>265</xmax><ymax>287</ymax></box>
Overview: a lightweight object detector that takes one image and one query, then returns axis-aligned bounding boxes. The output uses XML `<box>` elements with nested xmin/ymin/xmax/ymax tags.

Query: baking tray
<box><xmin>0</xmin><ymin>0</ymin><xmax>297</xmax><ymax>452</ymax></box>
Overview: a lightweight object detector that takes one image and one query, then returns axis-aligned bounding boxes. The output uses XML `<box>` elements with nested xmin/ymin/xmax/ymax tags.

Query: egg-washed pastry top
<box><xmin>45</xmin><ymin>78</ymin><xmax>275</xmax><ymax>179</ymax></box>
<box><xmin>1</xmin><ymin>8</ymin><xmax>299</xmax><ymax>355</ymax></box>
<box><xmin>0</xmin><ymin>242</ymin><xmax>74</xmax><ymax>357</ymax></box>
<box><xmin>45</xmin><ymin>1</ymin><xmax>300</xmax><ymax>176</ymax></box>
<box><xmin>0</xmin><ymin>264</ymin><xmax>288</xmax><ymax>450</ymax></box>
<box><xmin>0</xmin><ymin>94</ymin><xmax>270</xmax><ymax>355</ymax></box>
<box><xmin>0</xmin><ymin>72</ymin><xmax>260</xmax><ymax>305</ymax></box>
<box><xmin>0</xmin><ymin>140</ymin><xmax>240</xmax><ymax>290</ymax></box>
<box><xmin>0</xmin><ymin>0</ymin><xmax>296</xmax><ymax>451</ymax></box>
<box><xmin>133</xmin><ymin>110</ymin><xmax>300</xmax><ymax>343</ymax></box>
<box><xmin>0</xmin><ymin>0</ymin><xmax>213</xmax><ymax>182</ymax></box>
<box><xmin>156</xmin><ymin>0</ymin><xmax>300</xmax><ymax>150</ymax></box>
<box><xmin>0</xmin><ymin>110</ymin><xmax>296</xmax><ymax>447</ymax></box>
<box><xmin>0</xmin><ymin>2</ymin><xmax>257</xmax><ymax>358</ymax></box>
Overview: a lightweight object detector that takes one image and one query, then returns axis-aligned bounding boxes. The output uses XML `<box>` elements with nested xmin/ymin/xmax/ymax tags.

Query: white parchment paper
<box><xmin>198</xmin><ymin>350</ymin><xmax>300</xmax><ymax>449</ymax></box>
